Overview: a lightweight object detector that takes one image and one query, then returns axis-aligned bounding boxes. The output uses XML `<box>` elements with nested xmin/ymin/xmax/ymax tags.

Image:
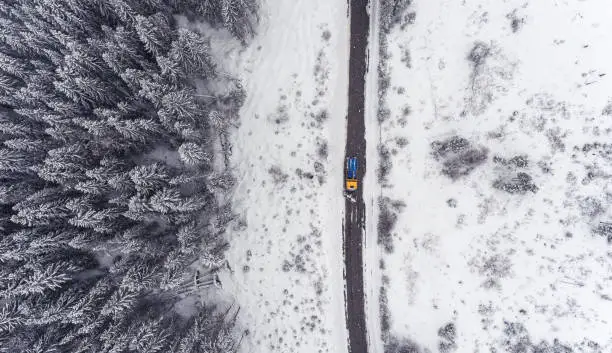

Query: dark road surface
<box><xmin>344</xmin><ymin>0</ymin><xmax>369</xmax><ymax>353</ymax></box>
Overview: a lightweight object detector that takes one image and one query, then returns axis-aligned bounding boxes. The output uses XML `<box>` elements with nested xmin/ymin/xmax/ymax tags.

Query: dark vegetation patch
<box><xmin>378</xmin><ymin>144</ymin><xmax>393</xmax><ymax>184</ymax></box>
<box><xmin>492</xmin><ymin>154</ymin><xmax>539</xmax><ymax>194</ymax></box>
<box><xmin>438</xmin><ymin>323</ymin><xmax>457</xmax><ymax>353</ymax></box>
<box><xmin>501</xmin><ymin>321</ymin><xmax>575</xmax><ymax>353</ymax></box>
<box><xmin>396</xmin><ymin>137</ymin><xmax>409</xmax><ymax>148</ymax></box>
<box><xmin>594</xmin><ymin>222</ymin><xmax>612</xmax><ymax>242</ymax></box>
<box><xmin>506</xmin><ymin>9</ymin><xmax>525</xmax><ymax>33</ymax></box>
<box><xmin>493</xmin><ymin>172</ymin><xmax>538</xmax><ymax>194</ymax></box>
<box><xmin>295</xmin><ymin>168</ymin><xmax>314</xmax><ymax>180</ymax></box>
<box><xmin>316</xmin><ymin>138</ymin><xmax>328</xmax><ymax>159</ymax></box>
<box><xmin>578</xmin><ymin>196</ymin><xmax>604</xmax><ymax>218</ymax></box>
<box><xmin>380</xmin><ymin>0</ymin><xmax>414</xmax><ymax>33</ymax></box>
<box><xmin>378</xmin><ymin>197</ymin><xmax>406</xmax><ymax>253</ymax></box>
<box><xmin>321</xmin><ymin>29</ymin><xmax>331</xmax><ymax>41</ymax></box>
<box><xmin>378</xmin><ymin>106</ymin><xmax>392</xmax><ymax>123</ymax></box>
<box><xmin>401</xmin><ymin>47</ymin><xmax>412</xmax><ymax>68</ymax></box>
<box><xmin>574</xmin><ymin>142</ymin><xmax>612</xmax><ymax>161</ymax></box>
<box><xmin>377</xmin><ymin>0</ymin><xmax>414</xmax><ymax>125</ymax></box>
<box><xmin>385</xmin><ymin>335</ymin><xmax>422</xmax><ymax>353</ymax></box>
<box><xmin>493</xmin><ymin>155</ymin><xmax>529</xmax><ymax>168</ymax></box>
<box><xmin>431</xmin><ymin>136</ymin><xmax>489</xmax><ymax>180</ymax></box>
<box><xmin>468</xmin><ymin>41</ymin><xmax>491</xmax><ymax>69</ymax></box>
<box><xmin>546</xmin><ymin>128</ymin><xmax>567</xmax><ymax>153</ymax></box>
<box><xmin>271</xmin><ymin>103</ymin><xmax>290</xmax><ymax>124</ymax></box>
<box><xmin>602</xmin><ymin>100</ymin><xmax>612</xmax><ymax>116</ymax></box>
<box><xmin>269</xmin><ymin>165</ymin><xmax>289</xmax><ymax>185</ymax></box>
<box><xmin>401</xmin><ymin>105</ymin><xmax>412</xmax><ymax>118</ymax></box>
<box><xmin>379</xmin><ymin>279</ymin><xmax>391</xmax><ymax>342</ymax></box>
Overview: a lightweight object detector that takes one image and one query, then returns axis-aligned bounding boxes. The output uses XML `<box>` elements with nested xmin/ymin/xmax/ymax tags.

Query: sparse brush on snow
<box><xmin>380</xmin><ymin>0</ymin><xmax>414</xmax><ymax>33</ymax></box>
<box><xmin>492</xmin><ymin>154</ymin><xmax>539</xmax><ymax>194</ymax></box>
<box><xmin>506</xmin><ymin>9</ymin><xmax>525</xmax><ymax>33</ymax></box>
<box><xmin>501</xmin><ymin>321</ymin><xmax>574</xmax><ymax>353</ymax></box>
<box><xmin>379</xmin><ymin>282</ymin><xmax>392</xmax><ymax>341</ymax></box>
<box><xmin>470</xmin><ymin>253</ymin><xmax>514</xmax><ymax>290</ymax></box>
<box><xmin>593</xmin><ymin>222</ymin><xmax>612</xmax><ymax>243</ymax></box>
<box><xmin>493</xmin><ymin>155</ymin><xmax>529</xmax><ymax>168</ymax></box>
<box><xmin>431</xmin><ymin>136</ymin><xmax>489</xmax><ymax>180</ymax></box>
<box><xmin>385</xmin><ymin>335</ymin><xmax>422</xmax><ymax>353</ymax></box>
<box><xmin>468</xmin><ymin>41</ymin><xmax>492</xmax><ymax>68</ymax></box>
<box><xmin>268</xmin><ymin>165</ymin><xmax>289</xmax><ymax>185</ymax></box>
<box><xmin>378</xmin><ymin>144</ymin><xmax>393</xmax><ymax>183</ymax></box>
<box><xmin>493</xmin><ymin>172</ymin><xmax>538</xmax><ymax>194</ymax></box>
<box><xmin>578</xmin><ymin>196</ymin><xmax>604</xmax><ymax>218</ymax></box>
<box><xmin>378</xmin><ymin>197</ymin><xmax>406</xmax><ymax>253</ymax></box>
<box><xmin>317</xmin><ymin>139</ymin><xmax>329</xmax><ymax>159</ymax></box>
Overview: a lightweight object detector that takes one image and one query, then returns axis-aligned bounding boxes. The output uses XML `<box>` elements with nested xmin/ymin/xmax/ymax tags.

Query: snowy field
<box><xmin>374</xmin><ymin>0</ymin><xmax>612</xmax><ymax>352</ymax></box>
<box><xmin>217</xmin><ymin>1</ymin><xmax>350</xmax><ymax>352</ymax></box>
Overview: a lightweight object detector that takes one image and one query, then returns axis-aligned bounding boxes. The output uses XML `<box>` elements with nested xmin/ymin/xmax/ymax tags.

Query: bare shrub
<box><xmin>438</xmin><ymin>323</ymin><xmax>457</xmax><ymax>353</ymax></box>
<box><xmin>594</xmin><ymin>222</ymin><xmax>612</xmax><ymax>242</ymax></box>
<box><xmin>401</xmin><ymin>48</ymin><xmax>412</xmax><ymax>68</ymax></box>
<box><xmin>493</xmin><ymin>172</ymin><xmax>538</xmax><ymax>194</ymax></box>
<box><xmin>431</xmin><ymin>136</ymin><xmax>471</xmax><ymax>158</ymax></box>
<box><xmin>602</xmin><ymin>100</ymin><xmax>612</xmax><ymax>116</ymax></box>
<box><xmin>396</xmin><ymin>137</ymin><xmax>409</xmax><ymax>148</ymax></box>
<box><xmin>468</xmin><ymin>41</ymin><xmax>491</xmax><ymax>68</ymax></box>
<box><xmin>578</xmin><ymin>196</ymin><xmax>603</xmax><ymax>218</ymax></box>
<box><xmin>378</xmin><ymin>105</ymin><xmax>391</xmax><ymax>123</ymax></box>
<box><xmin>271</xmin><ymin>104</ymin><xmax>289</xmax><ymax>124</ymax></box>
<box><xmin>379</xmin><ymin>284</ymin><xmax>391</xmax><ymax>342</ymax></box>
<box><xmin>313</xmin><ymin>109</ymin><xmax>329</xmax><ymax>124</ymax></box>
<box><xmin>502</xmin><ymin>322</ymin><xmax>575</xmax><ymax>353</ymax></box>
<box><xmin>385</xmin><ymin>336</ymin><xmax>421</xmax><ymax>353</ymax></box>
<box><xmin>438</xmin><ymin>323</ymin><xmax>456</xmax><ymax>342</ymax></box>
<box><xmin>378</xmin><ymin>144</ymin><xmax>392</xmax><ymax>183</ymax></box>
<box><xmin>377</xmin><ymin>200</ymin><xmax>395</xmax><ymax>253</ymax></box>
<box><xmin>431</xmin><ymin>136</ymin><xmax>488</xmax><ymax>180</ymax></box>
<box><xmin>321</xmin><ymin>29</ymin><xmax>331</xmax><ymax>41</ymax></box>
<box><xmin>380</xmin><ymin>0</ymin><xmax>413</xmax><ymax>33</ymax></box>
<box><xmin>480</xmin><ymin>254</ymin><xmax>513</xmax><ymax>278</ymax></box>
<box><xmin>377</xmin><ymin>197</ymin><xmax>405</xmax><ymax>253</ymax></box>
<box><xmin>502</xmin><ymin>321</ymin><xmax>532</xmax><ymax>353</ymax></box>
<box><xmin>268</xmin><ymin>166</ymin><xmax>289</xmax><ymax>185</ymax></box>
<box><xmin>317</xmin><ymin>140</ymin><xmax>328</xmax><ymax>159</ymax></box>
<box><xmin>506</xmin><ymin>10</ymin><xmax>525</xmax><ymax>33</ymax></box>
<box><xmin>493</xmin><ymin>155</ymin><xmax>528</xmax><ymax>168</ymax></box>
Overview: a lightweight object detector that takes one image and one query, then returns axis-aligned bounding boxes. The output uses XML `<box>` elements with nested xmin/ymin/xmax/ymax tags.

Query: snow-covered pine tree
<box><xmin>178</xmin><ymin>142</ymin><xmax>211</xmax><ymax>166</ymax></box>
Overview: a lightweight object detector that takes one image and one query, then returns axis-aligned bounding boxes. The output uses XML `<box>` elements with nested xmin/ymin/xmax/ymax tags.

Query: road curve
<box><xmin>344</xmin><ymin>0</ymin><xmax>369</xmax><ymax>353</ymax></box>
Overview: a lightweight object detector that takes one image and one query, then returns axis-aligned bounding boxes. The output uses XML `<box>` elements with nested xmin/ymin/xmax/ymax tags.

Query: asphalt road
<box><xmin>344</xmin><ymin>0</ymin><xmax>369</xmax><ymax>352</ymax></box>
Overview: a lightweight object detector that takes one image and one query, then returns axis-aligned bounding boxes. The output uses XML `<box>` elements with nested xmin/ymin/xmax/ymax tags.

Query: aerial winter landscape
<box><xmin>1</xmin><ymin>0</ymin><xmax>611</xmax><ymax>352</ymax></box>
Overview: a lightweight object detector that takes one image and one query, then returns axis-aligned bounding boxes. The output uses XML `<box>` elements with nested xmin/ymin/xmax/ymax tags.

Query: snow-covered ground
<box><xmin>374</xmin><ymin>0</ymin><xmax>612</xmax><ymax>352</ymax></box>
<box><xmin>217</xmin><ymin>1</ymin><xmax>350</xmax><ymax>352</ymax></box>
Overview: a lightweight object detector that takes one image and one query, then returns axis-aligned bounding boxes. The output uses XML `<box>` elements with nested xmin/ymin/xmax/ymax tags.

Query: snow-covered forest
<box><xmin>0</xmin><ymin>0</ymin><xmax>256</xmax><ymax>351</ymax></box>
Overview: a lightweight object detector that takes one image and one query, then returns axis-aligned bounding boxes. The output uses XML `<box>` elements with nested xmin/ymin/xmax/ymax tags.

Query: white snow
<box><xmin>218</xmin><ymin>0</ymin><xmax>350</xmax><ymax>352</ymax></box>
<box><xmin>373</xmin><ymin>0</ymin><xmax>612</xmax><ymax>351</ymax></box>
<box><xmin>364</xmin><ymin>1</ymin><xmax>385</xmax><ymax>353</ymax></box>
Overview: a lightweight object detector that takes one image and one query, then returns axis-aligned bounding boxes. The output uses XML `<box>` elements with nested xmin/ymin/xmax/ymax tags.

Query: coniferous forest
<box><xmin>0</xmin><ymin>0</ymin><xmax>256</xmax><ymax>351</ymax></box>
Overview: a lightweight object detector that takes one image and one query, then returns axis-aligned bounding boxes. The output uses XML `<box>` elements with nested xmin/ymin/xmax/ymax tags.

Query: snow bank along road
<box><xmin>344</xmin><ymin>0</ymin><xmax>369</xmax><ymax>353</ymax></box>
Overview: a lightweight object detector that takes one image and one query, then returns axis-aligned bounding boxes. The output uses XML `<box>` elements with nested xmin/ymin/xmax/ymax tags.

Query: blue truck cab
<box><xmin>346</xmin><ymin>157</ymin><xmax>358</xmax><ymax>191</ymax></box>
